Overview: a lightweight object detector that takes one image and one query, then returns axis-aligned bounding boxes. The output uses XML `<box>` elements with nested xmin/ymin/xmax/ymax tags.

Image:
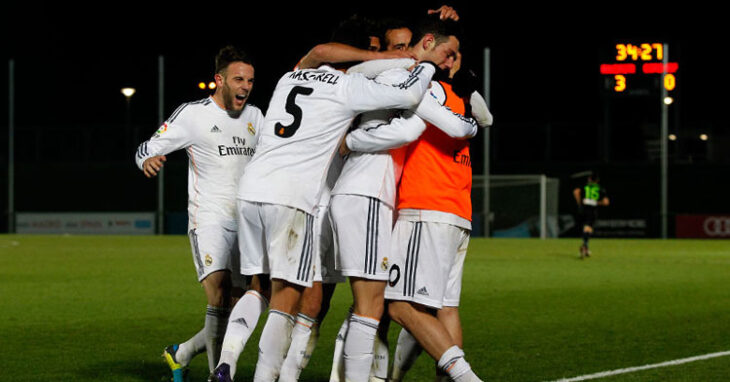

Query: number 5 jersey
<box><xmin>237</xmin><ymin>62</ymin><xmax>436</xmax><ymax>215</ymax></box>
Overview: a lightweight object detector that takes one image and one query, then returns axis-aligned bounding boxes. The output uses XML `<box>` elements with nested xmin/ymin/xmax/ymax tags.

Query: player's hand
<box><xmin>339</xmin><ymin>136</ymin><xmax>351</xmax><ymax>157</ymax></box>
<box><xmin>428</xmin><ymin>5</ymin><xmax>459</xmax><ymax>21</ymax></box>
<box><xmin>142</xmin><ymin>155</ymin><xmax>166</xmax><ymax>178</ymax></box>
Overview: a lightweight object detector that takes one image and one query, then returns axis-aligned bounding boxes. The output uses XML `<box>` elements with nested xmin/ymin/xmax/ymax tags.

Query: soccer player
<box><xmin>385</xmin><ymin>53</ymin><xmax>492</xmax><ymax>382</ymax></box>
<box><xmin>573</xmin><ymin>172</ymin><xmax>609</xmax><ymax>258</ymax></box>
<box><xmin>212</xmin><ymin>16</ymin><xmax>438</xmax><ymax>382</ymax></box>
<box><xmin>134</xmin><ymin>45</ymin><xmax>264</xmax><ymax>382</ymax></box>
<box><xmin>329</xmin><ymin>15</ymin><xmax>475</xmax><ymax>382</ymax></box>
<box><xmin>343</xmin><ymin>49</ymin><xmax>492</xmax><ymax>382</ymax></box>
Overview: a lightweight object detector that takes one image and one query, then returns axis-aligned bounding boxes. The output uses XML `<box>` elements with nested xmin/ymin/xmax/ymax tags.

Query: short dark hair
<box><xmin>378</xmin><ymin>17</ymin><xmax>412</xmax><ymax>46</ymax></box>
<box><xmin>410</xmin><ymin>14</ymin><xmax>462</xmax><ymax>48</ymax></box>
<box><xmin>215</xmin><ymin>45</ymin><xmax>253</xmax><ymax>75</ymax></box>
<box><xmin>330</xmin><ymin>14</ymin><xmax>376</xmax><ymax>50</ymax></box>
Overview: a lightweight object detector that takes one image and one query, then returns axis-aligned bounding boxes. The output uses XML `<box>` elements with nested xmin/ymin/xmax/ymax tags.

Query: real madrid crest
<box><xmin>247</xmin><ymin>122</ymin><xmax>256</xmax><ymax>136</ymax></box>
<box><xmin>205</xmin><ymin>254</ymin><xmax>213</xmax><ymax>267</ymax></box>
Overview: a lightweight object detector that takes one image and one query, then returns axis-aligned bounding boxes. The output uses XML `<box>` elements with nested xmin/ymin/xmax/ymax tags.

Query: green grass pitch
<box><xmin>0</xmin><ymin>235</ymin><xmax>728</xmax><ymax>381</ymax></box>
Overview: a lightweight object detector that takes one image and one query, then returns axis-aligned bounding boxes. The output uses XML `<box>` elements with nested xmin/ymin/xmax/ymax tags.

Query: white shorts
<box><xmin>384</xmin><ymin>220</ymin><xmax>470</xmax><ymax>309</ymax></box>
<box><xmin>238</xmin><ymin>200</ymin><xmax>316</xmax><ymax>287</ymax></box>
<box><xmin>330</xmin><ymin>194</ymin><xmax>392</xmax><ymax>280</ymax></box>
<box><xmin>188</xmin><ymin>224</ymin><xmax>246</xmax><ymax>288</ymax></box>
<box><xmin>315</xmin><ymin>204</ymin><xmax>346</xmax><ymax>284</ymax></box>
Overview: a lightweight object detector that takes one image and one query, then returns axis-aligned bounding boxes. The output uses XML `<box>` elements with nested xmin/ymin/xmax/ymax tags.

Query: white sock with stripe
<box><xmin>279</xmin><ymin>313</ymin><xmax>317</xmax><ymax>381</ymax></box>
<box><xmin>253</xmin><ymin>310</ymin><xmax>296</xmax><ymax>382</ymax></box>
<box><xmin>218</xmin><ymin>290</ymin><xmax>268</xmax><ymax>377</ymax></box>
<box><xmin>437</xmin><ymin>346</ymin><xmax>481</xmax><ymax>382</ymax></box>
<box><xmin>205</xmin><ymin>305</ymin><xmax>231</xmax><ymax>372</ymax></box>
<box><xmin>344</xmin><ymin>314</ymin><xmax>380</xmax><ymax>382</ymax></box>
<box><xmin>329</xmin><ymin>309</ymin><xmax>352</xmax><ymax>382</ymax></box>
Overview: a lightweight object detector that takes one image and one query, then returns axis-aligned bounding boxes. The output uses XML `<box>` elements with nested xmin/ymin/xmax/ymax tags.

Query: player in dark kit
<box><xmin>573</xmin><ymin>173</ymin><xmax>609</xmax><ymax>258</ymax></box>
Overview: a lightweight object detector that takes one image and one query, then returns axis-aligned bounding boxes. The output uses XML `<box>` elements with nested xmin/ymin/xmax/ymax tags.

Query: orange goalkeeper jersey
<box><xmin>397</xmin><ymin>81</ymin><xmax>473</xmax><ymax>221</ymax></box>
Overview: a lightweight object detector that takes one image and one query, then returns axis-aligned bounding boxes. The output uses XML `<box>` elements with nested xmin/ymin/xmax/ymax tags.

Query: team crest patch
<box><xmin>247</xmin><ymin>122</ymin><xmax>256</xmax><ymax>136</ymax></box>
<box><xmin>381</xmin><ymin>257</ymin><xmax>389</xmax><ymax>271</ymax></box>
<box><xmin>204</xmin><ymin>254</ymin><xmax>213</xmax><ymax>267</ymax></box>
<box><xmin>156</xmin><ymin>123</ymin><xmax>168</xmax><ymax>135</ymax></box>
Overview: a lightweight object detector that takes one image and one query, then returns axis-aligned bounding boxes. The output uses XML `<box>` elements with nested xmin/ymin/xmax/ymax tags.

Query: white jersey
<box><xmin>333</xmin><ymin>67</ymin><xmax>478</xmax><ymax>209</ymax></box>
<box><xmin>237</xmin><ymin>62</ymin><xmax>436</xmax><ymax>214</ymax></box>
<box><xmin>135</xmin><ymin>97</ymin><xmax>264</xmax><ymax>230</ymax></box>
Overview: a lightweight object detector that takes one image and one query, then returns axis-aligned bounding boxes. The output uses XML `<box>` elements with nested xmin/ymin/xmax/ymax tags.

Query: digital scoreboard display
<box><xmin>600</xmin><ymin>43</ymin><xmax>678</xmax><ymax>94</ymax></box>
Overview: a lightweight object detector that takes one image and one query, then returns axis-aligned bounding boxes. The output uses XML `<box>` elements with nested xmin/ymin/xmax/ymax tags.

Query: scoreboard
<box><xmin>600</xmin><ymin>43</ymin><xmax>678</xmax><ymax>94</ymax></box>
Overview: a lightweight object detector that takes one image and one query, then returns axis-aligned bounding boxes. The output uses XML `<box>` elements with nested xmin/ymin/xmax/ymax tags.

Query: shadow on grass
<box><xmin>545</xmin><ymin>251</ymin><xmax>584</xmax><ymax>261</ymax></box>
<box><xmin>75</xmin><ymin>358</ymin><xmax>180</xmax><ymax>382</ymax></box>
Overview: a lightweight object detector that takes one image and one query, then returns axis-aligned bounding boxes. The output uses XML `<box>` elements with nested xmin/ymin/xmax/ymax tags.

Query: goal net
<box><xmin>472</xmin><ymin>175</ymin><xmax>560</xmax><ymax>238</ymax></box>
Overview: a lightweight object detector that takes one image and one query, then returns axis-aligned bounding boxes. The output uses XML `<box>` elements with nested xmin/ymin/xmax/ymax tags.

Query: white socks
<box><xmin>343</xmin><ymin>314</ymin><xmax>380</xmax><ymax>382</ymax></box>
<box><xmin>390</xmin><ymin>328</ymin><xmax>422</xmax><ymax>381</ymax></box>
<box><xmin>279</xmin><ymin>313</ymin><xmax>318</xmax><ymax>381</ymax></box>
<box><xmin>205</xmin><ymin>305</ymin><xmax>231</xmax><ymax>372</ymax></box>
<box><xmin>437</xmin><ymin>346</ymin><xmax>481</xmax><ymax>382</ymax></box>
<box><xmin>176</xmin><ymin>328</ymin><xmax>206</xmax><ymax>366</ymax></box>
<box><xmin>370</xmin><ymin>331</ymin><xmax>389</xmax><ymax>381</ymax></box>
<box><xmin>329</xmin><ymin>313</ymin><xmax>350</xmax><ymax>382</ymax></box>
<box><xmin>253</xmin><ymin>310</ymin><xmax>296</xmax><ymax>381</ymax></box>
<box><xmin>218</xmin><ymin>290</ymin><xmax>268</xmax><ymax>377</ymax></box>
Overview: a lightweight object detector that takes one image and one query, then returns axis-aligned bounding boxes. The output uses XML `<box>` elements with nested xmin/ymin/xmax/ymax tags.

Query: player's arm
<box><xmin>413</xmin><ymin>83</ymin><xmax>478</xmax><ymax>139</ymax></box>
<box><xmin>348</xmin><ymin>62</ymin><xmax>437</xmax><ymax>113</ymax></box>
<box><xmin>469</xmin><ymin>91</ymin><xmax>493</xmax><ymax>127</ymax></box>
<box><xmin>573</xmin><ymin>188</ymin><xmax>583</xmax><ymax>206</ymax></box>
<box><xmin>297</xmin><ymin>43</ymin><xmax>412</xmax><ymax>70</ymax></box>
<box><xmin>449</xmin><ymin>55</ymin><xmax>493</xmax><ymax>128</ymax></box>
<box><xmin>135</xmin><ymin>116</ymin><xmax>193</xmax><ymax>178</ymax></box>
<box><xmin>347</xmin><ymin>58</ymin><xmax>417</xmax><ymax>79</ymax></box>
<box><xmin>342</xmin><ymin>111</ymin><xmax>426</xmax><ymax>155</ymax></box>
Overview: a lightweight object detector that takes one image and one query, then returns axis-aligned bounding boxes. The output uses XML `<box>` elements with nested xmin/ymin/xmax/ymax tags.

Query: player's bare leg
<box><xmin>343</xmin><ymin>277</ymin><xmax>386</xmax><ymax>382</ymax></box>
<box><xmin>581</xmin><ymin>225</ymin><xmax>593</xmax><ymax>258</ymax></box>
<box><xmin>391</xmin><ymin>306</ymin><xmax>461</xmax><ymax>381</ymax></box>
<box><xmin>435</xmin><ymin>306</ymin><xmax>463</xmax><ymax>381</ymax></box>
<box><xmin>253</xmin><ymin>279</ymin><xmax>305</xmax><ymax>381</ymax></box>
<box><xmin>388</xmin><ymin>300</ymin><xmax>482</xmax><ymax>382</ymax></box>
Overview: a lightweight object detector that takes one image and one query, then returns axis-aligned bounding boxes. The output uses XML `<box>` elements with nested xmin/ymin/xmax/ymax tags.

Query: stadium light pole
<box><xmin>157</xmin><ymin>55</ymin><xmax>165</xmax><ymax>235</ymax></box>
<box><xmin>8</xmin><ymin>59</ymin><xmax>15</xmax><ymax>233</ymax></box>
<box><xmin>482</xmin><ymin>47</ymin><xmax>491</xmax><ymax>237</ymax></box>
<box><xmin>660</xmin><ymin>44</ymin><xmax>669</xmax><ymax>239</ymax></box>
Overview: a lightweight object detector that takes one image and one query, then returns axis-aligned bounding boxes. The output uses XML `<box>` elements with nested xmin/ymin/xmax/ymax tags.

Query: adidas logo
<box><xmin>232</xmin><ymin>317</ymin><xmax>249</xmax><ymax>328</ymax></box>
<box><xmin>416</xmin><ymin>286</ymin><xmax>429</xmax><ymax>296</ymax></box>
<box><xmin>210</xmin><ymin>125</ymin><xmax>222</xmax><ymax>133</ymax></box>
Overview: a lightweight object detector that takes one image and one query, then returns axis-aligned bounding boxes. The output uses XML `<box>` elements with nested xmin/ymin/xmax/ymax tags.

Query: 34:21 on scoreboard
<box><xmin>600</xmin><ymin>43</ymin><xmax>678</xmax><ymax>93</ymax></box>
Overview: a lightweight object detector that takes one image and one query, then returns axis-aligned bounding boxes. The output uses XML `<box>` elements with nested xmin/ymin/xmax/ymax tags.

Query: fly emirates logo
<box><xmin>218</xmin><ymin>136</ymin><xmax>255</xmax><ymax>157</ymax></box>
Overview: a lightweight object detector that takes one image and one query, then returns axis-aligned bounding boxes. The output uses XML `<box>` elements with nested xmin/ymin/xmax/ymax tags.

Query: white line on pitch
<box><xmin>546</xmin><ymin>350</ymin><xmax>730</xmax><ymax>382</ymax></box>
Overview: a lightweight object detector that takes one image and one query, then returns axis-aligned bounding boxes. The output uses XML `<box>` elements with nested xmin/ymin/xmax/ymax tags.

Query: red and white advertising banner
<box><xmin>675</xmin><ymin>215</ymin><xmax>730</xmax><ymax>238</ymax></box>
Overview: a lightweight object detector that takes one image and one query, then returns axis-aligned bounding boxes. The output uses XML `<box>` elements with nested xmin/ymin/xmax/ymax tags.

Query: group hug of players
<box><xmin>135</xmin><ymin>5</ymin><xmax>493</xmax><ymax>382</ymax></box>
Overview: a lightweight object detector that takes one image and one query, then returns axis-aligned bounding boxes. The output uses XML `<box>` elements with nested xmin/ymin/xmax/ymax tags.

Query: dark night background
<box><xmin>1</xmin><ymin>1</ymin><xmax>728</xmax><ymax>236</ymax></box>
